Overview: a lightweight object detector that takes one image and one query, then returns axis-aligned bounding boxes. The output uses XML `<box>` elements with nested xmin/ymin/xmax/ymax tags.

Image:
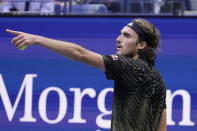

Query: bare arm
<box><xmin>157</xmin><ymin>109</ymin><xmax>166</xmax><ymax>131</ymax></box>
<box><xmin>6</xmin><ymin>29</ymin><xmax>105</xmax><ymax>71</ymax></box>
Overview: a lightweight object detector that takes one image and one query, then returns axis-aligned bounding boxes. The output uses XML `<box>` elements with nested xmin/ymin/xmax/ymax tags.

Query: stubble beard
<box><xmin>116</xmin><ymin>49</ymin><xmax>138</xmax><ymax>58</ymax></box>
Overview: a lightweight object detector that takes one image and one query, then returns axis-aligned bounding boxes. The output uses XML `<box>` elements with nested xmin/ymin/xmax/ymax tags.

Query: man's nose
<box><xmin>116</xmin><ymin>35</ymin><xmax>121</xmax><ymax>43</ymax></box>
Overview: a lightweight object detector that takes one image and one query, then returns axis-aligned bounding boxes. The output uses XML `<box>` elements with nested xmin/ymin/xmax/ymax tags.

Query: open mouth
<box><xmin>117</xmin><ymin>44</ymin><xmax>122</xmax><ymax>49</ymax></box>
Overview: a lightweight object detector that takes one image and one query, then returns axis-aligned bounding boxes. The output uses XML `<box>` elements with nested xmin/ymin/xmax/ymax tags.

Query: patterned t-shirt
<box><xmin>102</xmin><ymin>54</ymin><xmax>166</xmax><ymax>131</ymax></box>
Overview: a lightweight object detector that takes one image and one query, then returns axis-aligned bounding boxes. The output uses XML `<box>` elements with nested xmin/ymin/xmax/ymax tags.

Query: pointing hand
<box><xmin>6</xmin><ymin>29</ymin><xmax>38</xmax><ymax>49</ymax></box>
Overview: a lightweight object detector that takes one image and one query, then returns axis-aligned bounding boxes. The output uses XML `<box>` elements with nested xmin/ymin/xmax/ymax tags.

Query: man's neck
<box><xmin>132</xmin><ymin>54</ymin><xmax>139</xmax><ymax>59</ymax></box>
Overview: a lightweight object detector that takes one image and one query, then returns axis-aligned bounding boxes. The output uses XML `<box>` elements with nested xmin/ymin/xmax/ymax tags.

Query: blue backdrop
<box><xmin>0</xmin><ymin>16</ymin><xmax>196</xmax><ymax>131</ymax></box>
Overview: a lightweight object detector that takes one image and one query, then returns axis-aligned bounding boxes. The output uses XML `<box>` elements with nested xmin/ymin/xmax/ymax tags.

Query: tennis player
<box><xmin>7</xmin><ymin>18</ymin><xmax>166</xmax><ymax>131</ymax></box>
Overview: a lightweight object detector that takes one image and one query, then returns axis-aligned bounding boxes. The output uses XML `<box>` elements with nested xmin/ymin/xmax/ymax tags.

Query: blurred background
<box><xmin>0</xmin><ymin>0</ymin><xmax>196</xmax><ymax>16</ymax></box>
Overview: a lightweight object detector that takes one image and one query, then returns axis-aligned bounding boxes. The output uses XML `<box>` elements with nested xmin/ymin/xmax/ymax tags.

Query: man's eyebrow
<box><xmin>122</xmin><ymin>31</ymin><xmax>131</xmax><ymax>36</ymax></box>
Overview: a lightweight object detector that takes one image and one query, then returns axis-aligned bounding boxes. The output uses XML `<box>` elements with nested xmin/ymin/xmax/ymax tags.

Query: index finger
<box><xmin>6</xmin><ymin>29</ymin><xmax>23</xmax><ymax>36</ymax></box>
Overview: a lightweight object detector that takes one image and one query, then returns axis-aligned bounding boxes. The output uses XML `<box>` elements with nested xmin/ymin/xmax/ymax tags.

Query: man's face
<box><xmin>116</xmin><ymin>26</ymin><xmax>140</xmax><ymax>58</ymax></box>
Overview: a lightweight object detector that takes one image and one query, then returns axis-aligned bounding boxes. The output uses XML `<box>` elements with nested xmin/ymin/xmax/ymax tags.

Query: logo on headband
<box><xmin>128</xmin><ymin>23</ymin><xmax>133</xmax><ymax>27</ymax></box>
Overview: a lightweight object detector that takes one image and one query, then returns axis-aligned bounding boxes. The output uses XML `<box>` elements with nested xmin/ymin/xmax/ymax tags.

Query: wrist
<box><xmin>35</xmin><ymin>35</ymin><xmax>45</xmax><ymax>45</ymax></box>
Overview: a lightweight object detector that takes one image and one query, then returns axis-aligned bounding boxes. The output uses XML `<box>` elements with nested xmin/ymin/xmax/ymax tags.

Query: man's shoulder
<box><xmin>102</xmin><ymin>54</ymin><xmax>150</xmax><ymax>73</ymax></box>
<box><xmin>116</xmin><ymin>55</ymin><xmax>148</xmax><ymax>66</ymax></box>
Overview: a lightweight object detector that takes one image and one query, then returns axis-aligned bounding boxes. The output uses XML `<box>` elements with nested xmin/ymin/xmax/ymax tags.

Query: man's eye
<box><xmin>125</xmin><ymin>34</ymin><xmax>130</xmax><ymax>37</ymax></box>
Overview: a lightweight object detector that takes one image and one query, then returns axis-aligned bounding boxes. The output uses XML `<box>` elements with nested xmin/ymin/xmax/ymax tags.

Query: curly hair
<box><xmin>132</xmin><ymin>19</ymin><xmax>161</xmax><ymax>66</ymax></box>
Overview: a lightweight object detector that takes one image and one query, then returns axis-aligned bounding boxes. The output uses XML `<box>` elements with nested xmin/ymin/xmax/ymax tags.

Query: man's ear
<box><xmin>138</xmin><ymin>42</ymin><xmax>147</xmax><ymax>50</ymax></box>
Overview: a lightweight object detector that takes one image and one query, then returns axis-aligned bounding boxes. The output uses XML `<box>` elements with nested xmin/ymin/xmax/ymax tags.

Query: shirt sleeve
<box><xmin>161</xmin><ymin>80</ymin><xmax>166</xmax><ymax>109</ymax></box>
<box><xmin>102</xmin><ymin>54</ymin><xmax>128</xmax><ymax>80</ymax></box>
<box><xmin>102</xmin><ymin>54</ymin><xmax>147</xmax><ymax>81</ymax></box>
<box><xmin>163</xmin><ymin>91</ymin><xmax>166</xmax><ymax>109</ymax></box>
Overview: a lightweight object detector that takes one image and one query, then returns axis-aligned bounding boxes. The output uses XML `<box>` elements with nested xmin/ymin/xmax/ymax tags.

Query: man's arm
<box><xmin>157</xmin><ymin>109</ymin><xmax>166</xmax><ymax>131</ymax></box>
<box><xmin>6</xmin><ymin>29</ymin><xmax>105</xmax><ymax>71</ymax></box>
